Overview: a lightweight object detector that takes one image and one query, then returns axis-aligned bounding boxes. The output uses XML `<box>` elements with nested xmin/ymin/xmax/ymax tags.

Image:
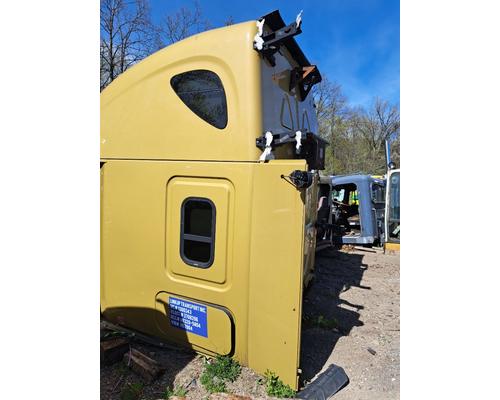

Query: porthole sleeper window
<box><xmin>180</xmin><ymin>197</ymin><xmax>216</xmax><ymax>268</ymax></box>
<box><xmin>170</xmin><ymin>70</ymin><xmax>228</xmax><ymax>129</ymax></box>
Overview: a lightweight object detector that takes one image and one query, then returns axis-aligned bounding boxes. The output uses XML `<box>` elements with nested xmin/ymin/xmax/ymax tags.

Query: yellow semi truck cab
<box><xmin>100</xmin><ymin>10</ymin><xmax>325</xmax><ymax>389</ymax></box>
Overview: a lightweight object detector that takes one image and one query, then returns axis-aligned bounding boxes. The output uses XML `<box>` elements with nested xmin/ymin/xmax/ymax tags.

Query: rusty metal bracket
<box><xmin>289</xmin><ymin>65</ymin><xmax>322</xmax><ymax>100</ymax></box>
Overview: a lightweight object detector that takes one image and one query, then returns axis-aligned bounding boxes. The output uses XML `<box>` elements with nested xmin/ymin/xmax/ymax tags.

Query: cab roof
<box><xmin>101</xmin><ymin>11</ymin><xmax>321</xmax><ymax>163</ymax></box>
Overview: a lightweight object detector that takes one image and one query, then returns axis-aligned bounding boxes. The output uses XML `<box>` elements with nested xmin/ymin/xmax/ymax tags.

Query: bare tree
<box><xmin>313</xmin><ymin>78</ymin><xmax>352</xmax><ymax>173</ymax></box>
<box><xmin>314</xmin><ymin>78</ymin><xmax>348</xmax><ymax>124</ymax></box>
<box><xmin>157</xmin><ymin>0</ymin><xmax>210</xmax><ymax>46</ymax></box>
<box><xmin>100</xmin><ymin>0</ymin><xmax>155</xmax><ymax>90</ymax></box>
<box><xmin>355</xmin><ymin>98</ymin><xmax>400</xmax><ymax>172</ymax></box>
<box><xmin>389</xmin><ymin>133</ymin><xmax>400</xmax><ymax>169</ymax></box>
<box><xmin>358</xmin><ymin>98</ymin><xmax>400</xmax><ymax>150</ymax></box>
<box><xmin>224</xmin><ymin>16</ymin><xmax>235</xmax><ymax>26</ymax></box>
<box><xmin>314</xmin><ymin>80</ymin><xmax>400</xmax><ymax>175</ymax></box>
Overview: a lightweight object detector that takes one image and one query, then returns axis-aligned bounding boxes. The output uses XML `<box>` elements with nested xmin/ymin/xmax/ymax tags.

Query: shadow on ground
<box><xmin>100</xmin><ymin>308</ymin><xmax>196</xmax><ymax>400</ymax></box>
<box><xmin>299</xmin><ymin>246</ymin><xmax>371</xmax><ymax>385</ymax></box>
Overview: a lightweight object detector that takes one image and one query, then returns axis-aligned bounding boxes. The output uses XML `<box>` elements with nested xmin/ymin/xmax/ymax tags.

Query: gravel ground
<box><xmin>101</xmin><ymin>246</ymin><xmax>399</xmax><ymax>399</ymax></box>
<box><xmin>301</xmin><ymin>246</ymin><xmax>400</xmax><ymax>400</ymax></box>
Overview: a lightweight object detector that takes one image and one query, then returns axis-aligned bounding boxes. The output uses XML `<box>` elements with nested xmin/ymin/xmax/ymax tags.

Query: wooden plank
<box><xmin>123</xmin><ymin>348</ymin><xmax>166</xmax><ymax>383</ymax></box>
<box><xmin>100</xmin><ymin>337</ymin><xmax>129</xmax><ymax>366</ymax></box>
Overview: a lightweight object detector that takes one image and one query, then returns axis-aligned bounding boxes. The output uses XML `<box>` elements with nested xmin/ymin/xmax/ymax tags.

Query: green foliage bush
<box><xmin>263</xmin><ymin>370</ymin><xmax>296</xmax><ymax>398</ymax></box>
<box><xmin>314</xmin><ymin>315</ymin><xmax>338</xmax><ymax>329</ymax></box>
<box><xmin>200</xmin><ymin>355</ymin><xmax>241</xmax><ymax>394</ymax></box>
<box><xmin>164</xmin><ymin>385</ymin><xmax>188</xmax><ymax>399</ymax></box>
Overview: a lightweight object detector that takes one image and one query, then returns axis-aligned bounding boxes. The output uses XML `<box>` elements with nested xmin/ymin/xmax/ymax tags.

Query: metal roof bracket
<box><xmin>253</xmin><ymin>11</ymin><xmax>303</xmax><ymax>67</ymax></box>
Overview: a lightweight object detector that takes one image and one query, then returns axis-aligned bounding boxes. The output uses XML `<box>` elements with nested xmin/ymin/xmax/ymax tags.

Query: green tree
<box><xmin>314</xmin><ymin>81</ymin><xmax>400</xmax><ymax>175</ymax></box>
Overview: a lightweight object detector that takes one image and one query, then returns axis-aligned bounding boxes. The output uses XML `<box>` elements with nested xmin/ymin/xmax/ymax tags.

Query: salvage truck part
<box><xmin>330</xmin><ymin>174</ymin><xmax>386</xmax><ymax>246</ymax></box>
<box><xmin>385</xmin><ymin>168</ymin><xmax>400</xmax><ymax>249</ymax></box>
<box><xmin>316</xmin><ymin>174</ymin><xmax>386</xmax><ymax>249</ymax></box>
<box><xmin>101</xmin><ymin>10</ymin><xmax>324</xmax><ymax>390</ymax></box>
<box><xmin>384</xmin><ymin>139</ymin><xmax>400</xmax><ymax>251</ymax></box>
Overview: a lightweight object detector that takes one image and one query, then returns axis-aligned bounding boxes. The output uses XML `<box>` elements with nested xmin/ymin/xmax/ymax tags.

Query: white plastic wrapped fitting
<box><xmin>259</xmin><ymin>131</ymin><xmax>275</xmax><ymax>161</ymax></box>
<box><xmin>254</xmin><ymin>19</ymin><xmax>265</xmax><ymax>51</ymax></box>
<box><xmin>295</xmin><ymin>130</ymin><xmax>302</xmax><ymax>154</ymax></box>
<box><xmin>296</xmin><ymin>10</ymin><xmax>303</xmax><ymax>28</ymax></box>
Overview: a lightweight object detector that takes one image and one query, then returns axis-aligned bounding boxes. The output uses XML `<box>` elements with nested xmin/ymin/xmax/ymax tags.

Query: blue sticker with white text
<box><xmin>169</xmin><ymin>297</ymin><xmax>208</xmax><ymax>337</ymax></box>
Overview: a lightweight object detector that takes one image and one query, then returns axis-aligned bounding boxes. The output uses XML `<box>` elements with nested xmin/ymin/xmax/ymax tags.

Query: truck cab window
<box><xmin>180</xmin><ymin>198</ymin><xmax>216</xmax><ymax>268</ymax></box>
<box><xmin>171</xmin><ymin>70</ymin><xmax>228</xmax><ymax>129</ymax></box>
<box><xmin>371</xmin><ymin>183</ymin><xmax>385</xmax><ymax>204</ymax></box>
<box><xmin>388</xmin><ymin>172</ymin><xmax>400</xmax><ymax>241</ymax></box>
<box><xmin>332</xmin><ymin>188</ymin><xmax>345</xmax><ymax>202</ymax></box>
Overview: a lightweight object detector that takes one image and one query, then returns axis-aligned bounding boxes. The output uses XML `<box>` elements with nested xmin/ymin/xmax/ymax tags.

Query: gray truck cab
<box><xmin>316</xmin><ymin>174</ymin><xmax>386</xmax><ymax>247</ymax></box>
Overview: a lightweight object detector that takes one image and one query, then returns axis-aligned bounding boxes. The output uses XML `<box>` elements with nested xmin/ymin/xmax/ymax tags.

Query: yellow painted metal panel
<box><xmin>302</xmin><ymin>174</ymin><xmax>319</xmax><ymax>287</ymax></box>
<box><xmin>101</xmin><ymin>159</ymin><xmax>307</xmax><ymax>389</ymax></box>
<box><xmin>101</xmin><ymin>15</ymin><xmax>322</xmax><ymax>392</ymax></box>
<box><xmin>155</xmin><ymin>292</ymin><xmax>233</xmax><ymax>355</ymax></box>
<box><xmin>247</xmin><ymin>160</ymin><xmax>307</xmax><ymax>389</ymax></box>
<box><xmin>385</xmin><ymin>242</ymin><xmax>400</xmax><ymax>252</ymax></box>
<box><xmin>100</xmin><ymin>22</ymin><xmax>262</xmax><ymax>163</ymax></box>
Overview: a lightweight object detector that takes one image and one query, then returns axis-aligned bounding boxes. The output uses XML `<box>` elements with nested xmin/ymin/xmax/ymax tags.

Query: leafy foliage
<box><xmin>164</xmin><ymin>385</ymin><xmax>188</xmax><ymax>399</ymax></box>
<box><xmin>262</xmin><ymin>370</ymin><xmax>296</xmax><ymax>398</ymax></box>
<box><xmin>200</xmin><ymin>355</ymin><xmax>241</xmax><ymax>394</ymax></box>
<box><xmin>312</xmin><ymin>315</ymin><xmax>338</xmax><ymax>329</ymax></box>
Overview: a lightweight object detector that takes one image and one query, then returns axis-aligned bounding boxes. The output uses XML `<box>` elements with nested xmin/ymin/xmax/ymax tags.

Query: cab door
<box><xmin>370</xmin><ymin>180</ymin><xmax>386</xmax><ymax>243</ymax></box>
<box><xmin>385</xmin><ymin>170</ymin><xmax>401</xmax><ymax>243</ymax></box>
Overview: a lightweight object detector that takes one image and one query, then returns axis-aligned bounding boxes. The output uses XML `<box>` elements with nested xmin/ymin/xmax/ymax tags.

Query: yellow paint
<box><xmin>101</xmin><ymin>160</ymin><xmax>308</xmax><ymax>388</ymax></box>
<box><xmin>101</xmin><ymin>22</ymin><xmax>262</xmax><ymax>162</ymax></box>
<box><xmin>302</xmin><ymin>174</ymin><xmax>318</xmax><ymax>287</ymax></box>
<box><xmin>384</xmin><ymin>242</ymin><xmax>400</xmax><ymax>252</ymax></box>
<box><xmin>101</xmin><ymin>20</ymin><xmax>321</xmax><ymax>389</ymax></box>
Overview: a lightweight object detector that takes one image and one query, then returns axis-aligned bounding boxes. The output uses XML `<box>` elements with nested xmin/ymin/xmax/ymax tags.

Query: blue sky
<box><xmin>150</xmin><ymin>0</ymin><xmax>400</xmax><ymax>108</ymax></box>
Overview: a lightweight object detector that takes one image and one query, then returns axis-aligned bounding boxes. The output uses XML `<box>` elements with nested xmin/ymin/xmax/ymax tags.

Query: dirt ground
<box><xmin>101</xmin><ymin>246</ymin><xmax>399</xmax><ymax>400</ymax></box>
<box><xmin>301</xmin><ymin>246</ymin><xmax>400</xmax><ymax>400</ymax></box>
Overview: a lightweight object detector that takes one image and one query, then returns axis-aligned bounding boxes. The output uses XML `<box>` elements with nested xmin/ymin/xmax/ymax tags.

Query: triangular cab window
<box><xmin>170</xmin><ymin>70</ymin><xmax>228</xmax><ymax>129</ymax></box>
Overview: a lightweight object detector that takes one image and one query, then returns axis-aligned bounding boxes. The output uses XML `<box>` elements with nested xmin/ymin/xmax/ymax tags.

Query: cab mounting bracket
<box><xmin>289</xmin><ymin>65</ymin><xmax>322</xmax><ymax>100</ymax></box>
<box><xmin>254</xmin><ymin>12</ymin><xmax>303</xmax><ymax>66</ymax></box>
<box><xmin>256</xmin><ymin>130</ymin><xmax>329</xmax><ymax>171</ymax></box>
<box><xmin>256</xmin><ymin>130</ymin><xmax>297</xmax><ymax>149</ymax></box>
